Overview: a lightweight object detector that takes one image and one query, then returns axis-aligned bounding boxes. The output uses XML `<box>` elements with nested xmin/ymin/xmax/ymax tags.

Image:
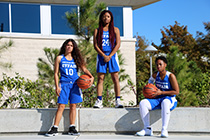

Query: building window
<box><xmin>108</xmin><ymin>7</ymin><xmax>124</xmax><ymax>36</ymax></box>
<box><xmin>0</xmin><ymin>3</ymin><xmax>9</xmax><ymax>32</ymax></box>
<box><xmin>51</xmin><ymin>5</ymin><xmax>77</xmax><ymax>35</ymax></box>
<box><xmin>11</xmin><ymin>3</ymin><xmax>40</xmax><ymax>33</ymax></box>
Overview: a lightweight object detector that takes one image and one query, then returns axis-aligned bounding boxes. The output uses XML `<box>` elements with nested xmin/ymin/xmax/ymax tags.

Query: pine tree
<box><xmin>166</xmin><ymin>46</ymin><xmax>201</xmax><ymax>106</ymax></box>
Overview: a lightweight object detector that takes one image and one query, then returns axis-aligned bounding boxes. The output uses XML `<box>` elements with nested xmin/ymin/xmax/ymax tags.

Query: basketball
<box><xmin>77</xmin><ymin>75</ymin><xmax>91</xmax><ymax>89</ymax></box>
<box><xmin>143</xmin><ymin>83</ymin><xmax>158</xmax><ymax>99</ymax></box>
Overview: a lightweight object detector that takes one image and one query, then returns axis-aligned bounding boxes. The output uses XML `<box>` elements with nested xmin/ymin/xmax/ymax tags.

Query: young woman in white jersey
<box><xmin>136</xmin><ymin>56</ymin><xmax>179</xmax><ymax>138</ymax></box>
<box><xmin>45</xmin><ymin>39</ymin><xmax>94</xmax><ymax>136</ymax></box>
<box><xmin>93</xmin><ymin>10</ymin><xmax>123</xmax><ymax>108</ymax></box>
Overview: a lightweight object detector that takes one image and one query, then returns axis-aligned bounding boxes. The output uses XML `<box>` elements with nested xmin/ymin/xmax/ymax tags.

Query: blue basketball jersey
<box><xmin>102</xmin><ymin>30</ymin><xmax>112</xmax><ymax>52</ymax></box>
<box><xmin>59</xmin><ymin>55</ymin><xmax>79</xmax><ymax>83</ymax></box>
<box><xmin>155</xmin><ymin>71</ymin><xmax>175</xmax><ymax>97</ymax></box>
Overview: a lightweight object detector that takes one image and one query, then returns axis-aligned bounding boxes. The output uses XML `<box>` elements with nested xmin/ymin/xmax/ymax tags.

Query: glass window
<box><xmin>11</xmin><ymin>3</ymin><xmax>40</xmax><ymax>33</ymax></box>
<box><xmin>108</xmin><ymin>7</ymin><xmax>124</xmax><ymax>36</ymax></box>
<box><xmin>0</xmin><ymin>3</ymin><xmax>9</xmax><ymax>32</ymax></box>
<box><xmin>51</xmin><ymin>5</ymin><xmax>77</xmax><ymax>35</ymax></box>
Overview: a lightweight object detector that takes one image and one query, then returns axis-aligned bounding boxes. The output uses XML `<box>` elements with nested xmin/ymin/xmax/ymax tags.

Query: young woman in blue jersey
<box><xmin>46</xmin><ymin>39</ymin><xmax>94</xmax><ymax>137</ymax></box>
<box><xmin>93</xmin><ymin>10</ymin><xmax>123</xmax><ymax>108</ymax></box>
<box><xmin>136</xmin><ymin>56</ymin><xmax>179</xmax><ymax>138</ymax></box>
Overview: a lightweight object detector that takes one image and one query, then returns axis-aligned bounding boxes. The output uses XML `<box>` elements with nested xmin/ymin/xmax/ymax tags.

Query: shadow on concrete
<box><xmin>37</xmin><ymin>109</ymin><xmax>56</xmax><ymax>134</ymax></box>
<box><xmin>114</xmin><ymin>108</ymin><xmax>161</xmax><ymax>134</ymax></box>
<box><xmin>37</xmin><ymin>108</ymin><xmax>71</xmax><ymax>134</ymax></box>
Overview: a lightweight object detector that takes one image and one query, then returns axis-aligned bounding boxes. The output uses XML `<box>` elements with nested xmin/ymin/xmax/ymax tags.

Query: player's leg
<box><xmin>54</xmin><ymin>104</ymin><xmax>66</xmax><ymax>126</ymax></box>
<box><xmin>136</xmin><ymin>99</ymin><xmax>153</xmax><ymax>136</ymax></box>
<box><xmin>110</xmin><ymin>72</ymin><xmax>123</xmax><ymax>108</ymax></box>
<box><xmin>160</xmin><ymin>99</ymin><xmax>171</xmax><ymax>138</ymax></box>
<box><xmin>68</xmin><ymin>103</ymin><xmax>80</xmax><ymax>135</ymax></box>
<box><xmin>46</xmin><ymin>83</ymin><xmax>69</xmax><ymax>137</ymax></box>
<box><xmin>93</xmin><ymin>73</ymin><xmax>105</xmax><ymax>108</ymax></box>
<box><xmin>68</xmin><ymin>83</ymin><xmax>82</xmax><ymax>135</ymax></box>
<box><xmin>109</xmin><ymin>53</ymin><xmax>122</xmax><ymax>108</ymax></box>
<box><xmin>45</xmin><ymin>103</ymin><xmax>65</xmax><ymax>136</ymax></box>
<box><xmin>161</xmin><ymin>97</ymin><xmax>177</xmax><ymax>138</ymax></box>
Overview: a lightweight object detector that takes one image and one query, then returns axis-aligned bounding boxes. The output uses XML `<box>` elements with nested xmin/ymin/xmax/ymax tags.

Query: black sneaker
<box><xmin>45</xmin><ymin>126</ymin><xmax>58</xmax><ymax>137</ymax></box>
<box><xmin>68</xmin><ymin>126</ymin><xmax>80</xmax><ymax>136</ymax></box>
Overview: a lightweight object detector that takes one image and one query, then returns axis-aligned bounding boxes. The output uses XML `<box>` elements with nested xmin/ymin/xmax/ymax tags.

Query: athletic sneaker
<box><xmin>68</xmin><ymin>126</ymin><xmax>80</xmax><ymax>136</ymax></box>
<box><xmin>115</xmin><ymin>99</ymin><xmax>123</xmax><ymax>108</ymax></box>
<box><xmin>45</xmin><ymin>126</ymin><xmax>58</xmax><ymax>137</ymax></box>
<box><xmin>161</xmin><ymin>129</ymin><xmax>168</xmax><ymax>138</ymax></box>
<box><xmin>136</xmin><ymin>127</ymin><xmax>153</xmax><ymax>136</ymax></box>
<box><xmin>93</xmin><ymin>99</ymin><xmax>103</xmax><ymax>108</ymax></box>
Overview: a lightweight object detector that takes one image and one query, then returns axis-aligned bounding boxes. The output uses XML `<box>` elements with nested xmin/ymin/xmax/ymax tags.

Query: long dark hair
<box><xmin>58</xmin><ymin>39</ymin><xmax>86</xmax><ymax>70</ymax></box>
<box><xmin>97</xmin><ymin>10</ymin><xmax>115</xmax><ymax>50</ymax></box>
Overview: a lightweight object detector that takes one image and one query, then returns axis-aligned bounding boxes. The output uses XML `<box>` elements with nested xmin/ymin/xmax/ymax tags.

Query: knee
<box><xmin>161</xmin><ymin>99</ymin><xmax>171</xmax><ymax>106</ymax></box>
<box><xmin>111</xmin><ymin>73</ymin><xmax>119</xmax><ymax>83</ymax></box>
<box><xmin>98</xmin><ymin>76</ymin><xmax>105</xmax><ymax>83</ymax></box>
<box><xmin>70</xmin><ymin>104</ymin><xmax>76</xmax><ymax>111</ymax></box>
<box><xmin>58</xmin><ymin>104</ymin><xmax>65</xmax><ymax>111</ymax></box>
<box><xmin>139</xmin><ymin>99</ymin><xmax>150</xmax><ymax>109</ymax></box>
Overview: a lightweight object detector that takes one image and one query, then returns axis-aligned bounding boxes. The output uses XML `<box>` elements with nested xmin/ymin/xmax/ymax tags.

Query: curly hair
<box><xmin>58</xmin><ymin>39</ymin><xmax>86</xmax><ymax>70</ymax></box>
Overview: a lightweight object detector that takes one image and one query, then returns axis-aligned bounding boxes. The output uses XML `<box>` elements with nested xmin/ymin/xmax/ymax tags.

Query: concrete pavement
<box><xmin>0</xmin><ymin>133</ymin><xmax>210</xmax><ymax>140</ymax></box>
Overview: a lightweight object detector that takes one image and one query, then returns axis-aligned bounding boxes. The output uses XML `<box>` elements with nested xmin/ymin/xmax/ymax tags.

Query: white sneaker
<box><xmin>136</xmin><ymin>128</ymin><xmax>153</xmax><ymax>136</ymax></box>
<box><xmin>115</xmin><ymin>99</ymin><xmax>123</xmax><ymax>108</ymax></box>
<box><xmin>161</xmin><ymin>129</ymin><xmax>168</xmax><ymax>138</ymax></box>
<box><xmin>93</xmin><ymin>99</ymin><xmax>103</xmax><ymax>109</ymax></box>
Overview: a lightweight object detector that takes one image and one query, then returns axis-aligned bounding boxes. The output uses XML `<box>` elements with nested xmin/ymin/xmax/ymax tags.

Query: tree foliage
<box><xmin>135</xmin><ymin>35</ymin><xmax>158</xmax><ymax>104</ymax></box>
<box><xmin>195</xmin><ymin>22</ymin><xmax>210</xmax><ymax>72</ymax></box>
<box><xmin>65</xmin><ymin>0</ymin><xmax>106</xmax><ymax>42</ymax></box>
<box><xmin>154</xmin><ymin>21</ymin><xmax>197</xmax><ymax>60</ymax></box>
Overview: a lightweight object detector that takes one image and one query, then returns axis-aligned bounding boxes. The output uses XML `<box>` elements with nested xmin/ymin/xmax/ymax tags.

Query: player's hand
<box><xmin>155</xmin><ymin>89</ymin><xmax>162</xmax><ymax>96</ymax></box>
<box><xmin>56</xmin><ymin>87</ymin><xmax>61</xmax><ymax>96</ymax></box>
<box><xmin>103</xmin><ymin>55</ymin><xmax>111</xmax><ymax>62</ymax></box>
<box><xmin>88</xmin><ymin>76</ymin><xmax>94</xmax><ymax>87</ymax></box>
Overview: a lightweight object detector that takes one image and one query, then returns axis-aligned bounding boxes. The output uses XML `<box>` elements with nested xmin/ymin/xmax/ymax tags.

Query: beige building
<box><xmin>0</xmin><ymin>0</ymin><xmax>160</xmax><ymax>106</ymax></box>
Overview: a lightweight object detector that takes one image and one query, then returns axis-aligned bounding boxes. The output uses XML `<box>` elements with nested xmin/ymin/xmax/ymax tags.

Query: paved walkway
<box><xmin>0</xmin><ymin>133</ymin><xmax>210</xmax><ymax>140</ymax></box>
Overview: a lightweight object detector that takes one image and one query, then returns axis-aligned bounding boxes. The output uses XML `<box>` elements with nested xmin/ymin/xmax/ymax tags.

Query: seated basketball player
<box><xmin>136</xmin><ymin>56</ymin><xmax>179</xmax><ymax>138</ymax></box>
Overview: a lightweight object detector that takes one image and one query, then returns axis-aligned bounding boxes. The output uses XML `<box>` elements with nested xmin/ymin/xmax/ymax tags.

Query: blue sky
<box><xmin>133</xmin><ymin>0</ymin><xmax>210</xmax><ymax>45</ymax></box>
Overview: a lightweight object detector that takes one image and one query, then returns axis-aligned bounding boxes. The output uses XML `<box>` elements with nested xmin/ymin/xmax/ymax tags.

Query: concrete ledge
<box><xmin>0</xmin><ymin>107</ymin><xmax>210</xmax><ymax>134</ymax></box>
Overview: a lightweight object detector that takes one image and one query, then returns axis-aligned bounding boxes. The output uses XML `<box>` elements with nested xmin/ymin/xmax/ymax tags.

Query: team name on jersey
<box><xmin>61</xmin><ymin>62</ymin><xmax>77</xmax><ymax>68</ymax></box>
<box><xmin>156</xmin><ymin>81</ymin><xmax>169</xmax><ymax>89</ymax></box>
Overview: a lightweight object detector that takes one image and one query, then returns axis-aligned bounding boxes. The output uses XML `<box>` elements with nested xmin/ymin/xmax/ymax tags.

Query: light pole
<box><xmin>144</xmin><ymin>45</ymin><xmax>158</xmax><ymax>77</ymax></box>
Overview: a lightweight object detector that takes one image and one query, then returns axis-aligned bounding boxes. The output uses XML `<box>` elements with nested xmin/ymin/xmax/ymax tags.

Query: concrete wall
<box><xmin>1</xmin><ymin>107</ymin><xmax>210</xmax><ymax>134</ymax></box>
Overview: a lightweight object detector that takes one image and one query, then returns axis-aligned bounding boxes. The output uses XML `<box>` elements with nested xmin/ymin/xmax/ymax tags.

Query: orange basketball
<box><xmin>143</xmin><ymin>83</ymin><xmax>158</xmax><ymax>99</ymax></box>
<box><xmin>77</xmin><ymin>75</ymin><xmax>91</xmax><ymax>89</ymax></box>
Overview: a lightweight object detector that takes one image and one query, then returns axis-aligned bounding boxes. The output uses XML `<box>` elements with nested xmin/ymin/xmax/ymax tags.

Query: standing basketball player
<box><xmin>136</xmin><ymin>56</ymin><xmax>179</xmax><ymax>138</ymax></box>
<box><xmin>93</xmin><ymin>10</ymin><xmax>123</xmax><ymax>108</ymax></box>
<box><xmin>45</xmin><ymin>39</ymin><xmax>94</xmax><ymax>136</ymax></box>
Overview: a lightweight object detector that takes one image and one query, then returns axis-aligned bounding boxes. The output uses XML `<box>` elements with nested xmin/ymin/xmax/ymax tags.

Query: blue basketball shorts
<box><xmin>146</xmin><ymin>96</ymin><xmax>177</xmax><ymax>111</ymax></box>
<box><xmin>96</xmin><ymin>52</ymin><xmax>120</xmax><ymax>73</ymax></box>
<box><xmin>57</xmin><ymin>82</ymin><xmax>82</xmax><ymax>104</ymax></box>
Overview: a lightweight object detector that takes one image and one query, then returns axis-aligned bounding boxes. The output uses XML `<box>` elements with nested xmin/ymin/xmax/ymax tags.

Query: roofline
<box><xmin>0</xmin><ymin>0</ymin><xmax>161</xmax><ymax>10</ymax></box>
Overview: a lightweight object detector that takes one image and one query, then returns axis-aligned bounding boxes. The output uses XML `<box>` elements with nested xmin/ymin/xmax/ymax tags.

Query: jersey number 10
<box><xmin>65</xmin><ymin>69</ymin><xmax>73</xmax><ymax>76</ymax></box>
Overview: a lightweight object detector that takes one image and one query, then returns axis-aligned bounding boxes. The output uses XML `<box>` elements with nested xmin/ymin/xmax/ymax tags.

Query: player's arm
<box><xmin>157</xmin><ymin>73</ymin><xmax>179</xmax><ymax>96</ymax></box>
<box><xmin>108</xmin><ymin>27</ymin><xmax>121</xmax><ymax>58</ymax></box>
<box><xmin>54</xmin><ymin>56</ymin><xmax>61</xmax><ymax>96</ymax></box>
<box><xmin>148</xmin><ymin>72</ymin><xmax>157</xmax><ymax>84</ymax></box>
<box><xmin>81</xmin><ymin>65</ymin><xmax>94</xmax><ymax>86</ymax></box>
